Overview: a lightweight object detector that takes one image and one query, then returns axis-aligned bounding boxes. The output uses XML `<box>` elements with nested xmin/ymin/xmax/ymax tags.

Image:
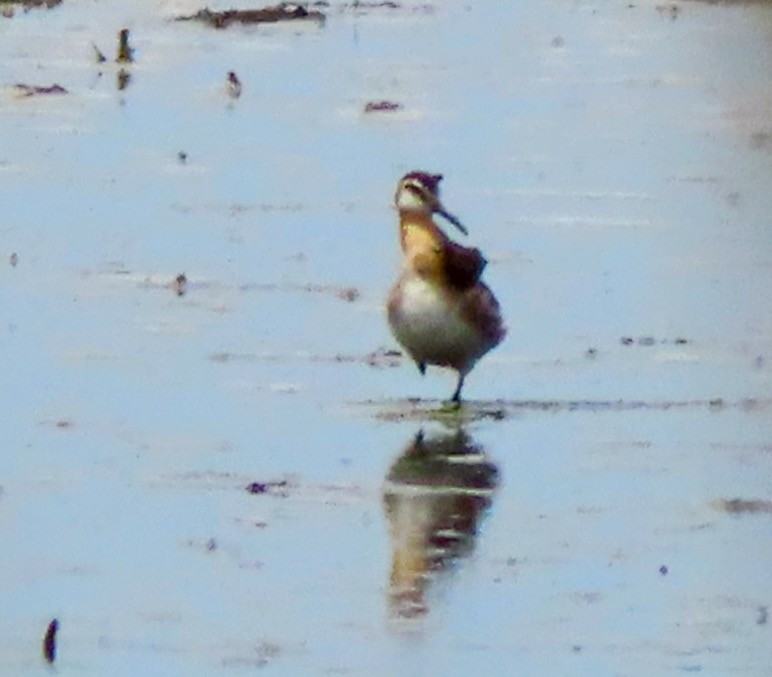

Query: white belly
<box><xmin>388</xmin><ymin>277</ymin><xmax>482</xmax><ymax>371</ymax></box>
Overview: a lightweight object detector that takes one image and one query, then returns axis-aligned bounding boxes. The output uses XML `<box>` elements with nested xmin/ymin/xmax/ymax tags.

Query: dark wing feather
<box><xmin>443</xmin><ymin>241</ymin><xmax>487</xmax><ymax>289</ymax></box>
<box><xmin>458</xmin><ymin>282</ymin><xmax>507</xmax><ymax>347</ymax></box>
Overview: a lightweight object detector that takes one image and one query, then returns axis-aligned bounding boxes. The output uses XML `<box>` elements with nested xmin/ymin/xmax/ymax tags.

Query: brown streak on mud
<box><xmin>175</xmin><ymin>4</ymin><xmax>325</xmax><ymax>28</ymax></box>
<box><xmin>1</xmin><ymin>0</ymin><xmax>61</xmax><ymax>10</ymax></box>
<box><xmin>715</xmin><ymin>498</ymin><xmax>772</xmax><ymax>515</ymax></box>
<box><xmin>13</xmin><ymin>83</ymin><xmax>67</xmax><ymax>97</ymax></box>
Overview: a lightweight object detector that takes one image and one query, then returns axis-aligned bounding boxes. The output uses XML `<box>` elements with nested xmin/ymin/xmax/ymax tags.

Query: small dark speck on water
<box><xmin>43</xmin><ymin>619</ymin><xmax>58</xmax><ymax>663</ymax></box>
<box><xmin>177</xmin><ymin>151</ymin><xmax>188</xmax><ymax>164</ymax></box>
<box><xmin>92</xmin><ymin>43</ymin><xmax>107</xmax><ymax>63</ymax></box>
<box><xmin>551</xmin><ymin>35</ymin><xmax>565</xmax><ymax>48</ymax></box>
<box><xmin>337</xmin><ymin>287</ymin><xmax>360</xmax><ymax>302</ymax></box>
<box><xmin>659</xmin><ymin>564</ymin><xmax>669</xmax><ymax>575</ymax></box>
<box><xmin>638</xmin><ymin>336</ymin><xmax>656</xmax><ymax>346</ymax></box>
<box><xmin>173</xmin><ymin>273</ymin><xmax>187</xmax><ymax>297</ymax></box>
<box><xmin>718</xmin><ymin>498</ymin><xmax>772</xmax><ymax>514</ymax></box>
<box><xmin>205</xmin><ymin>538</ymin><xmax>217</xmax><ymax>552</ymax></box>
<box><xmin>226</xmin><ymin>71</ymin><xmax>242</xmax><ymax>98</ymax></box>
<box><xmin>620</xmin><ymin>336</ymin><xmax>634</xmax><ymax>346</ymax></box>
<box><xmin>117</xmin><ymin>68</ymin><xmax>131</xmax><ymax>91</ymax></box>
<box><xmin>585</xmin><ymin>347</ymin><xmax>597</xmax><ymax>359</ymax></box>
<box><xmin>756</xmin><ymin>606</ymin><xmax>768</xmax><ymax>625</ymax></box>
<box><xmin>9</xmin><ymin>252</ymin><xmax>18</xmax><ymax>267</ymax></box>
<box><xmin>246</xmin><ymin>480</ymin><xmax>289</xmax><ymax>495</ymax></box>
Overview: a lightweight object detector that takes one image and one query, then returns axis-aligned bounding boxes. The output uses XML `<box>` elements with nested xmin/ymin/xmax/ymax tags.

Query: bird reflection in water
<box><xmin>382</xmin><ymin>428</ymin><xmax>499</xmax><ymax>618</ymax></box>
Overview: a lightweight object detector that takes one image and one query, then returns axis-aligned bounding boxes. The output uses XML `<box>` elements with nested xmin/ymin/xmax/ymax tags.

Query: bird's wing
<box><xmin>458</xmin><ymin>282</ymin><xmax>507</xmax><ymax>346</ymax></box>
<box><xmin>443</xmin><ymin>241</ymin><xmax>487</xmax><ymax>289</ymax></box>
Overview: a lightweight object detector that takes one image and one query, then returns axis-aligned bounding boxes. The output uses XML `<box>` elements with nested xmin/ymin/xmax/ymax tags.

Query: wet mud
<box><xmin>0</xmin><ymin>0</ymin><xmax>61</xmax><ymax>11</ymax></box>
<box><xmin>175</xmin><ymin>4</ymin><xmax>326</xmax><ymax>28</ymax></box>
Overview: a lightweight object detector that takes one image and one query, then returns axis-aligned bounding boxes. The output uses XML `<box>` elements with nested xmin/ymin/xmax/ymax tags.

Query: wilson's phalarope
<box><xmin>387</xmin><ymin>171</ymin><xmax>506</xmax><ymax>403</ymax></box>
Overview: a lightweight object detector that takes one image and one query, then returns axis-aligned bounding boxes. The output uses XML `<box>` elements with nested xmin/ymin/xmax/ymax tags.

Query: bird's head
<box><xmin>394</xmin><ymin>171</ymin><xmax>468</xmax><ymax>235</ymax></box>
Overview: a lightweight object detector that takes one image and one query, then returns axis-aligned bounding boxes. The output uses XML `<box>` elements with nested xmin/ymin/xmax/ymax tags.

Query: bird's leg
<box><xmin>450</xmin><ymin>374</ymin><xmax>465</xmax><ymax>405</ymax></box>
<box><xmin>417</xmin><ymin>362</ymin><xmax>426</xmax><ymax>376</ymax></box>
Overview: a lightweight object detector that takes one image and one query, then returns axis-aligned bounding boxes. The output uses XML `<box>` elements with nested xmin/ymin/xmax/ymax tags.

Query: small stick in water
<box><xmin>116</xmin><ymin>28</ymin><xmax>134</xmax><ymax>63</ymax></box>
<box><xmin>43</xmin><ymin>619</ymin><xmax>59</xmax><ymax>663</ymax></box>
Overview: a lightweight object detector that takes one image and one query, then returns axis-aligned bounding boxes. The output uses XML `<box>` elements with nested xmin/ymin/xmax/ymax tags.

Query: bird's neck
<box><xmin>398</xmin><ymin>212</ymin><xmax>449</xmax><ymax>284</ymax></box>
<box><xmin>398</xmin><ymin>211</ymin><xmax>447</xmax><ymax>254</ymax></box>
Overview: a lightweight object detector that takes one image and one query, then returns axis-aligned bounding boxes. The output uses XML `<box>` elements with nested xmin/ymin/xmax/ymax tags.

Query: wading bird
<box><xmin>387</xmin><ymin>171</ymin><xmax>506</xmax><ymax>403</ymax></box>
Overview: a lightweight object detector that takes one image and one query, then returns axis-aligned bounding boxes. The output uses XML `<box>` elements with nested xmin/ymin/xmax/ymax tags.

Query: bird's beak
<box><xmin>435</xmin><ymin>205</ymin><xmax>468</xmax><ymax>236</ymax></box>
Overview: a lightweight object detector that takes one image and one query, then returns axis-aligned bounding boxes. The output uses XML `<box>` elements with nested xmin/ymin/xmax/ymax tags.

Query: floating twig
<box><xmin>116</xmin><ymin>28</ymin><xmax>134</xmax><ymax>63</ymax></box>
<box><xmin>43</xmin><ymin>619</ymin><xmax>58</xmax><ymax>663</ymax></box>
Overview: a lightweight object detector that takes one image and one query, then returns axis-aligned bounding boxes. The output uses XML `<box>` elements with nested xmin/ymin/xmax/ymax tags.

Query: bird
<box><xmin>387</xmin><ymin>171</ymin><xmax>506</xmax><ymax>403</ymax></box>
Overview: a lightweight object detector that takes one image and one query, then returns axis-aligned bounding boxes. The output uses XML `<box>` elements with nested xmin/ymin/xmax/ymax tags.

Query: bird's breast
<box><xmin>388</xmin><ymin>275</ymin><xmax>481</xmax><ymax>369</ymax></box>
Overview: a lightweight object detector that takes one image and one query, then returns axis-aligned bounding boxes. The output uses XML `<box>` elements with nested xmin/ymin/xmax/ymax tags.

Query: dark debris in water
<box><xmin>116</xmin><ymin>28</ymin><xmax>134</xmax><ymax>63</ymax></box>
<box><xmin>43</xmin><ymin>618</ymin><xmax>58</xmax><ymax>664</ymax></box>
<box><xmin>172</xmin><ymin>273</ymin><xmax>188</xmax><ymax>297</ymax></box>
<box><xmin>656</xmin><ymin>3</ymin><xmax>680</xmax><ymax>20</ymax></box>
<box><xmin>620</xmin><ymin>336</ymin><xmax>688</xmax><ymax>346</ymax></box>
<box><xmin>246</xmin><ymin>479</ymin><xmax>290</xmax><ymax>496</ymax></box>
<box><xmin>221</xmin><ymin>642</ymin><xmax>281</xmax><ymax>669</ymax></box>
<box><xmin>715</xmin><ymin>498</ymin><xmax>772</xmax><ymax>515</ymax></box>
<box><xmin>226</xmin><ymin>70</ymin><xmax>242</xmax><ymax>98</ymax></box>
<box><xmin>176</xmin><ymin>4</ymin><xmax>326</xmax><ymax>28</ymax></box>
<box><xmin>364</xmin><ymin>100</ymin><xmax>402</xmax><ymax>113</ymax></box>
<box><xmin>117</xmin><ymin>68</ymin><xmax>131</xmax><ymax>91</ymax></box>
<box><xmin>333</xmin><ymin>1</ymin><xmax>435</xmax><ymax>11</ymax></box>
<box><xmin>37</xmin><ymin>419</ymin><xmax>74</xmax><ymax>429</ymax></box>
<box><xmin>0</xmin><ymin>0</ymin><xmax>61</xmax><ymax>12</ymax></box>
<box><xmin>366</xmin><ymin>347</ymin><xmax>402</xmax><ymax>368</ymax></box>
<box><xmin>336</xmin><ymin>286</ymin><xmax>360</xmax><ymax>302</ymax></box>
<box><xmin>13</xmin><ymin>83</ymin><xmax>67</xmax><ymax>97</ymax></box>
<box><xmin>92</xmin><ymin>43</ymin><xmax>107</xmax><ymax>63</ymax></box>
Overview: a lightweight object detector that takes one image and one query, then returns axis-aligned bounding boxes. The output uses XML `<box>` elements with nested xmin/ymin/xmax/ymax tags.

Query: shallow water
<box><xmin>1</xmin><ymin>0</ymin><xmax>771</xmax><ymax>674</ymax></box>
